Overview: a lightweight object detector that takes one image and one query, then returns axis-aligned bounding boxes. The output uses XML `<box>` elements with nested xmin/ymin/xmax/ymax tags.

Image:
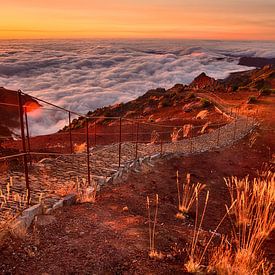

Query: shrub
<box><xmin>176</xmin><ymin>172</ymin><xmax>205</xmax><ymax>216</ymax></box>
<box><xmin>200</xmin><ymin>98</ymin><xmax>212</xmax><ymax>108</ymax></box>
<box><xmin>259</xmin><ymin>88</ymin><xmax>272</xmax><ymax>96</ymax></box>
<box><xmin>232</xmin><ymin>84</ymin><xmax>239</xmax><ymax>92</ymax></box>
<box><xmin>247</xmin><ymin>96</ymin><xmax>258</xmax><ymax>104</ymax></box>
<box><xmin>209</xmin><ymin>173</ymin><xmax>275</xmax><ymax>275</ymax></box>
<box><xmin>161</xmin><ymin>98</ymin><xmax>172</xmax><ymax>107</ymax></box>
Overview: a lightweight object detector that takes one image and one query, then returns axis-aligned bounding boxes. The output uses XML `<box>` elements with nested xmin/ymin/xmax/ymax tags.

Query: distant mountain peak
<box><xmin>190</xmin><ymin>72</ymin><xmax>218</xmax><ymax>89</ymax></box>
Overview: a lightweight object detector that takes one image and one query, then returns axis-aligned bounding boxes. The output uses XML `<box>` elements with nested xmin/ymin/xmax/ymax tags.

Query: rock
<box><xmin>63</xmin><ymin>194</ymin><xmax>77</xmax><ymax>206</ymax></box>
<box><xmin>34</xmin><ymin>214</ymin><xmax>56</xmax><ymax>226</ymax></box>
<box><xmin>52</xmin><ymin>200</ymin><xmax>64</xmax><ymax>210</ymax></box>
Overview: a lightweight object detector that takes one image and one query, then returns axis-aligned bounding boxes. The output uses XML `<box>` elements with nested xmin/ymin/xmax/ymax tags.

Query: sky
<box><xmin>0</xmin><ymin>0</ymin><xmax>275</xmax><ymax>40</ymax></box>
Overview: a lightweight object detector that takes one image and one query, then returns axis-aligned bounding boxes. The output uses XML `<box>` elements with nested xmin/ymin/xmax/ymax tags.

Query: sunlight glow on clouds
<box><xmin>1</xmin><ymin>40</ymin><xmax>274</xmax><ymax>134</ymax></box>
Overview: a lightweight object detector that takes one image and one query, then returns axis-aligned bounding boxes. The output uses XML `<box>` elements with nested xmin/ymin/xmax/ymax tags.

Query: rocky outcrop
<box><xmin>221</xmin><ymin>65</ymin><xmax>275</xmax><ymax>91</ymax></box>
<box><xmin>189</xmin><ymin>72</ymin><xmax>228</xmax><ymax>92</ymax></box>
<box><xmin>0</xmin><ymin>87</ymin><xmax>40</xmax><ymax>140</ymax></box>
<box><xmin>238</xmin><ymin>57</ymin><xmax>275</xmax><ymax>68</ymax></box>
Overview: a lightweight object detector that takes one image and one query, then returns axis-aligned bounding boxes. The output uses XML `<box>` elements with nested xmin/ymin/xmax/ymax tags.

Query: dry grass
<box><xmin>0</xmin><ymin>177</ymin><xmax>30</xmax><ymax>242</ymax></box>
<box><xmin>209</xmin><ymin>237</ymin><xmax>272</xmax><ymax>275</ymax></box>
<box><xmin>0</xmin><ymin>177</ymin><xmax>29</xmax><ymax>211</ymax></box>
<box><xmin>77</xmin><ymin>177</ymin><xmax>98</xmax><ymax>203</ymax></box>
<box><xmin>74</xmin><ymin>142</ymin><xmax>87</xmax><ymax>153</ymax></box>
<box><xmin>150</xmin><ymin>130</ymin><xmax>160</xmax><ymax>144</ymax></box>
<box><xmin>54</xmin><ymin>180</ymin><xmax>77</xmax><ymax>197</ymax></box>
<box><xmin>54</xmin><ymin>176</ymin><xmax>98</xmax><ymax>203</ymax></box>
<box><xmin>176</xmin><ymin>171</ymin><xmax>205</xmax><ymax>216</ymax></box>
<box><xmin>146</xmin><ymin>194</ymin><xmax>163</xmax><ymax>259</ymax></box>
<box><xmin>185</xmin><ymin>190</ymin><xmax>209</xmax><ymax>273</ymax></box>
<box><xmin>185</xmin><ymin>190</ymin><xmax>236</xmax><ymax>273</ymax></box>
<box><xmin>248</xmin><ymin>131</ymin><xmax>260</xmax><ymax>148</ymax></box>
<box><xmin>171</xmin><ymin>128</ymin><xmax>182</xmax><ymax>142</ymax></box>
<box><xmin>183</xmin><ymin>124</ymin><xmax>193</xmax><ymax>138</ymax></box>
<box><xmin>200</xmin><ymin>122</ymin><xmax>210</xmax><ymax>134</ymax></box>
<box><xmin>209</xmin><ymin>172</ymin><xmax>275</xmax><ymax>275</ymax></box>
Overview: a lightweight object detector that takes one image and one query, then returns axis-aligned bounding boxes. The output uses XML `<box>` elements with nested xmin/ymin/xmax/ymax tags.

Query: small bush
<box><xmin>232</xmin><ymin>84</ymin><xmax>239</xmax><ymax>92</ymax></box>
<box><xmin>160</xmin><ymin>98</ymin><xmax>172</xmax><ymax>107</ymax></box>
<box><xmin>187</xmin><ymin>93</ymin><xmax>196</xmax><ymax>100</ymax></box>
<box><xmin>259</xmin><ymin>88</ymin><xmax>272</xmax><ymax>96</ymax></box>
<box><xmin>247</xmin><ymin>96</ymin><xmax>258</xmax><ymax>104</ymax></box>
<box><xmin>200</xmin><ymin>98</ymin><xmax>212</xmax><ymax>108</ymax></box>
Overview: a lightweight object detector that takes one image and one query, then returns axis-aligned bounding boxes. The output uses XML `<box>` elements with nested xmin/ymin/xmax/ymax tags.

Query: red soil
<box><xmin>0</xmin><ymin>94</ymin><xmax>274</xmax><ymax>274</ymax></box>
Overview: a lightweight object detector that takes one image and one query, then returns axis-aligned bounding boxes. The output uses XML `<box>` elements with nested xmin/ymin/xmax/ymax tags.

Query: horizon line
<box><xmin>0</xmin><ymin>37</ymin><xmax>275</xmax><ymax>42</ymax></box>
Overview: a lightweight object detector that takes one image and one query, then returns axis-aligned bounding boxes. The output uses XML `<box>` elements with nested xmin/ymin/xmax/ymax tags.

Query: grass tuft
<box><xmin>147</xmin><ymin>194</ymin><xmax>163</xmax><ymax>259</ymax></box>
<box><xmin>209</xmin><ymin>172</ymin><xmax>275</xmax><ymax>274</ymax></box>
<box><xmin>176</xmin><ymin>171</ymin><xmax>205</xmax><ymax>216</ymax></box>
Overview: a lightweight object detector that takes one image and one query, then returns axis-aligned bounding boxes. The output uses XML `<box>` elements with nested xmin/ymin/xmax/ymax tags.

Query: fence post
<box><xmin>118</xmin><ymin>117</ymin><xmax>122</xmax><ymax>168</ymax></box>
<box><xmin>18</xmin><ymin>90</ymin><xmax>30</xmax><ymax>205</ymax></box>
<box><xmin>160</xmin><ymin>139</ymin><xmax>163</xmax><ymax>155</ymax></box>
<box><xmin>69</xmin><ymin>111</ymin><xmax>73</xmax><ymax>154</ymax></box>
<box><xmin>86</xmin><ymin>118</ymin><xmax>91</xmax><ymax>186</ymax></box>
<box><xmin>24</xmin><ymin>107</ymin><xmax>32</xmax><ymax>167</ymax></box>
<box><xmin>135</xmin><ymin>122</ymin><xmax>139</xmax><ymax>159</ymax></box>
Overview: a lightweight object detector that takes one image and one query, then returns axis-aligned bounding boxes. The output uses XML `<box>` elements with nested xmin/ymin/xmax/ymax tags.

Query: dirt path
<box><xmin>0</xmin><ymin>104</ymin><xmax>255</xmax><ymax>221</ymax></box>
<box><xmin>0</xmin><ymin>127</ymin><xmax>274</xmax><ymax>274</ymax></box>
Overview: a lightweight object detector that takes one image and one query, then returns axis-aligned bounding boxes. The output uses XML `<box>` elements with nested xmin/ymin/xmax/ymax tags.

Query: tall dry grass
<box><xmin>150</xmin><ymin>130</ymin><xmax>160</xmax><ymax>144</ymax></box>
<box><xmin>185</xmin><ymin>190</ymin><xmax>234</xmax><ymax>273</ymax></box>
<box><xmin>0</xmin><ymin>177</ymin><xmax>30</xmax><ymax>241</ymax></box>
<box><xmin>171</xmin><ymin>128</ymin><xmax>182</xmax><ymax>142</ymax></box>
<box><xmin>185</xmin><ymin>190</ymin><xmax>210</xmax><ymax>273</ymax></box>
<box><xmin>77</xmin><ymin>177</ymin><xmax>98</xmax><ymax>203</ymax></box>
<box><xmin>209</xmin><ymin>172</ymin><xmax>275</xmax><ymax>274</ymax></box>
<box><xmin>146</xmin><ymin>194</ymin><xmax>163</xmax><ymax>259</ymax></box>
<box><xmin>176</xmin><ymin>171</ymin><xmax>205</xmax><ymax>217</ymax></box>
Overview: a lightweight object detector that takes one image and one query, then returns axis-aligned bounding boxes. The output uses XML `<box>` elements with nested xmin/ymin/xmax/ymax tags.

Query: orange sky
<box><xmin>0</xmin><ymin>0</ymin><xmax>274</xmax><ymax>40</ymax></box>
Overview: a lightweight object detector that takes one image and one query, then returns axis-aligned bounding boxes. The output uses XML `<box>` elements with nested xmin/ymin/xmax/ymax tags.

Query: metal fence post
<box><xmin>18</xmin><ymin>90</ymin><xmax>30</xmax><ymax>205</ymax></box>
<box><xmin>135</xmin><ymin>122</ymin><xmax>139</xmax><ymax>159</ymax></box>
<box><xmin>69</xmin><ymin>111</ymin><xmax>73</xmax><ymax>154</ymax></box>
<box><xmin>118</xmin><ymin>117</ymin><xmax>122</xmax><ymax>168</ymax></box>
<box><xmin>160</xmin><ymin>139</ymin><xmax>163</xmax><ymax>155</ymax></box>
<box><xmin>24</xmin><ymin>106</ymin><xmax>32</xmax><ymax>167</ymax></box>
<box><xmin>86</xmin><ymin>118</ymin><xmax>91</xmax><ymax>186</ymax></box>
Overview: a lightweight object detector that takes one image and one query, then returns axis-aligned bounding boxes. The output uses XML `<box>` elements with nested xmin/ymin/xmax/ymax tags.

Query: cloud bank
<box><xmin>0</xmin><ymin>39</ymin><xmax>274</xmax><ymax>135</ymax></box>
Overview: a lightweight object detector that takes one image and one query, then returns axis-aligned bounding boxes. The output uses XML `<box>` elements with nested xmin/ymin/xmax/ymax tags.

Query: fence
<box><xmin>0</xmin><ymin>89</ymin><xmax>259</xmax><ymax>222</ymax></box>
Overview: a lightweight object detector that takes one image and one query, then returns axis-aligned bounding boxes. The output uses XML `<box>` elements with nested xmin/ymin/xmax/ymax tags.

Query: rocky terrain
<box><xmin>238</xmin><ymin>56</ymin><xmax>275</xmax><ymax>68</ymax></box>
<box><xmin>62</xmin><ymin>65</ymin><xmax>274</xmax><ymax>132</ymax></box>
<box><xmin>0</xmin><ymin>88</ymin><xmax>40</xmax><ymax>141</ymax></box>
<box><xmin>0</xmin><ymin>63</ymin><xmax>274</xmax><ymax>274</ymax></box>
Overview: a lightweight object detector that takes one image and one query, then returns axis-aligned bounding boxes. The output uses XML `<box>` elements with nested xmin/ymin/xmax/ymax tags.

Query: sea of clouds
<box><xmin>0</xmin><ymin>39</ymin><xmax>274</xmax><ymax>135</ymax></box>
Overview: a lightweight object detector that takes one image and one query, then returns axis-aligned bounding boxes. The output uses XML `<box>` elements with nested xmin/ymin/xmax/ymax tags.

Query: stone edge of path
<box><xmin>5</xmin><ymin>152</ymin><xmax>164</xmax><ymax>239</ymax></box>
<box><xmin>5</xmin><ymin>122</ymin><xmax>257</xmax><ymax>239</ymax></box>
<box><xmin>4</xmin><ymin>102</ymin><xmax>258</xmax><ymax>240</ymax></box>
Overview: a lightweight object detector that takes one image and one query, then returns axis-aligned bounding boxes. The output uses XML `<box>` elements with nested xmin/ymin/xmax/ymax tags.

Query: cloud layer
<box><xmin>0</xmin><ymin>39</ymin><xmax>274</xmax><ymax>135</ymax></box>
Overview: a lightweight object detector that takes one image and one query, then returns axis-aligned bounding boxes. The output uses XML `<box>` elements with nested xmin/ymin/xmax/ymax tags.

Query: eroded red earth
<box><xmin>0</xmin><ymin>94</ymin><xmax>274</xmax><ymax>274</ymax></box>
